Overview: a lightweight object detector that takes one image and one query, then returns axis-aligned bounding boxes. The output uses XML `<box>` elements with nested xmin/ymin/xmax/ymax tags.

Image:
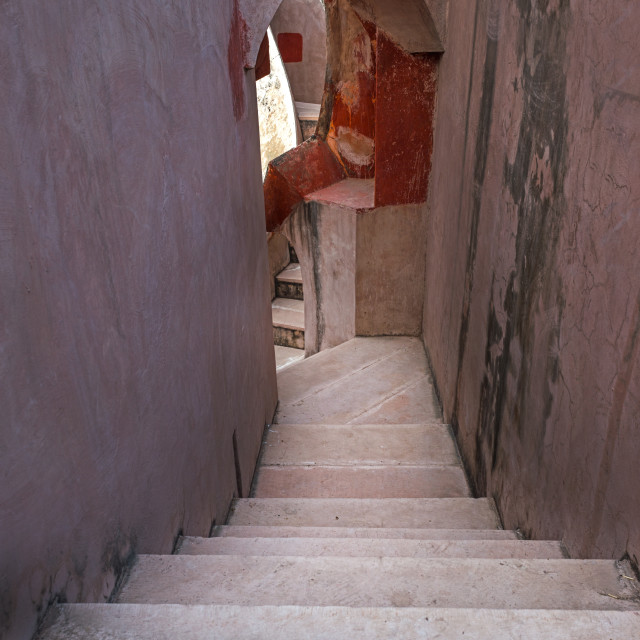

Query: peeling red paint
<box><xmin>263</xmin><ymin>165</ymin><xmax>303</xmax><ymax>231</ymax></box>
<box><xmin>374</xmin><ymin>32</ymin><xmax>438</xmax><ymax>207</ymax></box>
<box><xmin>328</xmin><ymin>71</ymin><xmax>376</xmax><ymax>178</ymax></box>
<box><xmin>228</xmin><ymin>0</ymin><xmax>248</xmax><ymax>120</ymax></box>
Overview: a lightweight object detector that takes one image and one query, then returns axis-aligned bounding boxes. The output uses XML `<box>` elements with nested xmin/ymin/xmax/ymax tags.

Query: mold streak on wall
<box><xmin>423</xmin><ymin>0</ymin><xmax>640</xmax><ymax>566</ymax></box>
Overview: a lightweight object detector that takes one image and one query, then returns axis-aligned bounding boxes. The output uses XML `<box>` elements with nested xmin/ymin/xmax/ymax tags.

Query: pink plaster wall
<box><xmin>423</xmin><ymin>0</ymin><xmax>640</xmax><ymax>565</ymax></box>
<box><xmin>0</xmin><ymin>2</ymin><xmax>278</xmax><ymax>638</ymax></box>
<box><xmin>270</xmin><ymin>0</ymin><xmax>327</xmax><ymax>105</ymax></box>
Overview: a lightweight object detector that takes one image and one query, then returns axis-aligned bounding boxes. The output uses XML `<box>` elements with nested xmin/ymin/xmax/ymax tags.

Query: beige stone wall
<box><xmin>257</xmin><ymin>29</ymin><xmax>300</xmax><ymax>177</ymax></box>
<box><xmin>282</xmin><ymin>199</ymin><xmax>425</xmax><ymax>355</ymax></box>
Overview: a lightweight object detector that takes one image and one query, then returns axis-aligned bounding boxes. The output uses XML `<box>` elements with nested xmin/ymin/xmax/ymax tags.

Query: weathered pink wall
<box><xmin>0</xmin><ymin>2</ymin><xmax>278</xmax><ymax>638</ymax></box>
<box><xmin>270</xmin><ymin>0</ymin><xmax>327</xmax><ymax>105</ymax></box>
<box><xmin>423</xmin><ymin>0</ymin><xmax>640</xmax><ymax>565</ymax></box>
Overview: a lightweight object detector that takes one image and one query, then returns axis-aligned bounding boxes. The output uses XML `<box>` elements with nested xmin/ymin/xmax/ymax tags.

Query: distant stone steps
<box><xmin>272</xmin><ymin>256</ymin><xmax>305</xmax><ymax>355</ymax></box>
<box><xmin>275</xmin><ymin>262</ymin><xmax>303</xmax><ymax>299</ymax></box>
<box><xmin>260</xmin><ymin>423</ymin><xmax>461</xmax><ymax>466</ymax></box>
<box><xmin>272</xmin><ymin>297</ymin><xmax>304</xmax><ymax>349</ymax></box>
<box><xmin>252</xmin><ymin>465</ymin><xmax>472</xmax><ymax>498</ymax></box>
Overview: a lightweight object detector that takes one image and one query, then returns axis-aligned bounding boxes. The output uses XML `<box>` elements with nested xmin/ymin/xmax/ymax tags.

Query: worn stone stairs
<box><xmin>38</xmin><ymin>337</ymin><xmax>640</xmax><ymax>638</ymax></box>
<box><xmin>272</xmin><ymin>260</ymin><xmax>305</xmax><ymax>350</ymax></box>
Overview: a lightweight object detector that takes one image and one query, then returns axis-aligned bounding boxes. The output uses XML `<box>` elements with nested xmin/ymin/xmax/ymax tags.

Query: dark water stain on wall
<box><xmin>476</xmin><ymin>1</ymin><xmax>570</xmax><ymax>492</ymax></box>
<box><xmin>426</xmin><ymin>0</ymin><xmax>640</xmax><ymax>563</ymax></box>
<box><xmin>284</xmin><ymin>201</ymin><xmax>326</xmax><ymax>353</ymax></box>
<box><xmin>451</xmin><ymin>1</ymin><xmax>500</xmax><ymax>476</ymax></box>
<box><xmin>102</xmin><ymin>529</ymin><xmax>137</xmax><ymax>600</ymax></box>
<box><xmin>302</xmin><ymin>200</ymin><xmax>326</xmax><ymax>350</ymax></box>
<box><xmin>450</xmin><ymin>0</ymin><xmax>572</xmax><ymax>497</ymax></box>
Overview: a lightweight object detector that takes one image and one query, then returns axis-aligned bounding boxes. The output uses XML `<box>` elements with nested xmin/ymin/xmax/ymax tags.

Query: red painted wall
<box><xmin>277</xmin><ymin>32</ymin><xmax>303</xmax><ymax>63</ymax></box>
<box><xmin>374</xmin><ymin>32</ymin><xmax>438</xmax><ymax>207</ymax></box>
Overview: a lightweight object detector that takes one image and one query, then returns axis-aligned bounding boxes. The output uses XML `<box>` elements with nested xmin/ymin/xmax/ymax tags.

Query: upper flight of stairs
<box><xmin>272</xmin><ymin>261</ymin><xmax>305</xmax><ymax>350</ymax></box>
<box><xmin>37</xmin><ymin>337</ymin><xmax>640</xmax><ymax>638</ymax></box>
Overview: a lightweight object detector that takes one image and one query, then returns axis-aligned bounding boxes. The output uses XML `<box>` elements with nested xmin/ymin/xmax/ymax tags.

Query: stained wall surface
<box><xmin>423</xmin><ymin>0</ymin><xmax>640</xmax><ymax>565</ymax></box>
<box><xmin>0</xmin><ymin>2</ymin><xmax>278</xmax><ymax>638</ymax></box>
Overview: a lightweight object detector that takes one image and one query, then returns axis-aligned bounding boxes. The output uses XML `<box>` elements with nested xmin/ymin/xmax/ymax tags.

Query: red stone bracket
<box><xmin>264</xmin><ymin>137</ymin><xmax>347</xmax><ymax>231</ymax></box>
<box><xmin>255</xmin><ymin>33</ymin><xmax>270</xmax><ymax>81</ymax></box>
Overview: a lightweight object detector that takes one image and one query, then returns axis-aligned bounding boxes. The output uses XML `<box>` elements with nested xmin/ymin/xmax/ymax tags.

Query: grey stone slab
<box><xmin>261</xmin><ymin>424</ymin><xmax>460</xmax><ymax>466</ymax></box>
<box><xmin>346</xmin><ymin>379</ymin><xmax>443</xmax><ymax>424</ymax></box>
<box><xmin>212</xmin><ymin>526</ymin><xmax>520</xmax><ymax>540</ymax></box>
<box><xmin>276</xmin><ymin>344</ymin><xmax>441</xmax><ymax>423</ymax></box>
<box><xmin>39</xmin><ymin>604</ymin><xmax>640</xmax><ymax>640</ymax></box>
<box><xmin>276</xmin><ymin>262</ymin><xmax>303</xmax><ymax>284</ymax></box>
<box><xmin>252</xmin><ymin>465</ymin><xmax>470</xmax><ymax>498</ymax></box>
<box><xmin>272</xmin><ymin>298</ymin><xmax>304</xmax><ymax>331</ymax></box>
<box><xmin>276</xmin><ymin>336</ymin><xmax>422</xmax><ymax>405</ymax></box>
<box><xmin>178</xmin><ymin>536</ymin><xmax>566</xmax><ymax>559</ymax></box>
<box><xmin>227</xmin><ymin>498</ymin><xmax>500</xmax><ymax>529</ymax></box>
<box><xmin>274</xmin><ymin>346</ymin><xmax>305</xmax><ymax>371</ymax></box>
<box><xmin>118</xmin><ymin>556</ymin><xmax>640</xmax><ymax>610</ymax></box>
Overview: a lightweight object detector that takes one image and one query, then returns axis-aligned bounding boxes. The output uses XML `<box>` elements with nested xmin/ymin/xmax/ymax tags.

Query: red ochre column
<box><xmin>374</xmin><ymin>31</ymin><xmax>439</xmax><ymax>207</ymax></box>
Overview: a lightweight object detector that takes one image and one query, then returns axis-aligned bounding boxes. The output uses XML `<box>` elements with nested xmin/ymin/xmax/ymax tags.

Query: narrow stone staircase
<box><xmin>38</xmin><ymin>338</ymin><xmax>640</xmax><ymax>638</ymax></box>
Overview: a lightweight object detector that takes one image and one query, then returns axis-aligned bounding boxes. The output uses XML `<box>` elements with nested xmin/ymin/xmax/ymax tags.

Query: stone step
<box><xmin>178</xmin><ymin>536</ymin><xmax>566</xmax><ymax>559</ymax></box>
<box><xmin>212</xmin><ymin>525</ymin><xmax>520</xmax><ymax>540</ymax></box>
<box><xmin>39</xmin><ymin>604</ymin><xmax>640</xmax><ymax>640</ymax></box>
<box><xmin>272</xmin><ymin>297</ymin><xmax>304</xmax><ymax>349</ymax></box>
<box><xmin>227</xmin><ymin>498</ymin><xmax>500</xmax><ymax>529</ymax></box>
<box><xmin>118</xmin><ymin>556</ymin><xmax>640</xmax><ymax>610</ymax></box>
<box><xmin>275</xmin><ymin>337</ymin><xmax>441</xmax><ymax>424</ymax></box>
<box><xmin>274</xmin><ymin>345</ymin><xmax>304</xmax><ymax>371</ymax></box>
<box><xmin>275</xmin><ymin>263</ymin><xmax>303</xmax><ymax>300</ymax></box>
<box><xmin>262</xmin><ymin>424</ymin><xmax>460</xmax><ymax>466</ymax></box>
<box><xmin>252</xmin><ymin>465</ymin><xmax>471</xmax><ymax>498</ymax></box>
<box><xmin>276</xmin><ymin>336</ymin><xmax>428</xmax><ymax>404</ymax></box>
